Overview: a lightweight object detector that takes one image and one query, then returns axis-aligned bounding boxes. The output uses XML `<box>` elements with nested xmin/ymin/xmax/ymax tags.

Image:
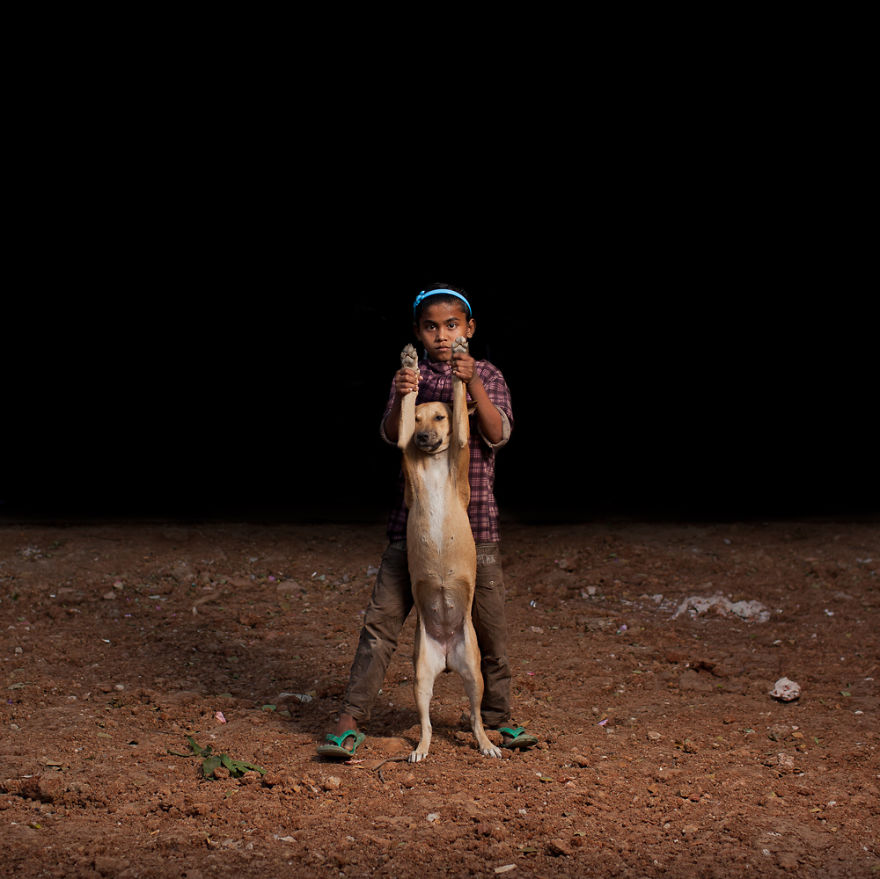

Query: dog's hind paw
<box><xmin>408</xmin><ymin>750</ymin><xmax>428</xmax><ymax>763</ymax></box>
<box><xmin>481</xmin><ymin>744</ymin><xmax>503</xmax><ymax>759</ymax></box>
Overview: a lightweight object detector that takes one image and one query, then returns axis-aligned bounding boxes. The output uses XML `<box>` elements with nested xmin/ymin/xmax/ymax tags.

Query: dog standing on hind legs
<box><xmin>398</xmin><ymin>337</ymin><xmax>502</xmax><ymax>763</ymax></box>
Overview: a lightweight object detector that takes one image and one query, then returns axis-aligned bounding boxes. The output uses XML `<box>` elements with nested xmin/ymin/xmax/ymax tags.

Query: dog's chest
<box><xmin>411</xmin><ymin>457</ymin><xmax>458</xmax><ymax>550</ymax></box>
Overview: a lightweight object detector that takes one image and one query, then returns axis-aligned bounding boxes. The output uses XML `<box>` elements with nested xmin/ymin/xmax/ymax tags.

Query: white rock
<box><xmin>769</xmin><ymin>677</ymin><xmax>801</xmax><ymax>701</ymax></box>
<box><xmin>673</xmin><ymin>593</ymin><xmax>770</xmax><ymax>623</ymax></box>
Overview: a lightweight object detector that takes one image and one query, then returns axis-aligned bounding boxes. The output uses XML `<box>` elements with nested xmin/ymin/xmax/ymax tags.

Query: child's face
<box><xmin>414</xmin><ymin>302</ymin><xmax>475</xmax><ymax>362</ymax></box>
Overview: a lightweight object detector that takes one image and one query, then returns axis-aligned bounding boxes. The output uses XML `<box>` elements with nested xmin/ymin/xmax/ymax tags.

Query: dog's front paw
<box><xmin>481</xmin><ymin>744</ymin><xmax>503</xmax><ymax>759</ymax></box>
<box><xmin>401</xmin><ymin>343</ymin><xmax>418</xmax><ymax>372</ymax></box>
<box><xmin>408</xmin><ymin>749</ymin><xmax>429</xmax><ymax>764</ymax></box>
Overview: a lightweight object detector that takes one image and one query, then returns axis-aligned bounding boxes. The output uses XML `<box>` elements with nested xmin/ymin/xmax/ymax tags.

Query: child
<box><xmin>318</xmin><ymin>284</ymin><xmax>537</xmax><ymax>758</ymax></box>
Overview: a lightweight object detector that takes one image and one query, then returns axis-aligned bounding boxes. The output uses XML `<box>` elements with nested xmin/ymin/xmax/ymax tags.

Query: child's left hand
<box><xmin>451</xmin><ymin>348</ymin><xmax>476</xmax><ymax>385</ymax></box>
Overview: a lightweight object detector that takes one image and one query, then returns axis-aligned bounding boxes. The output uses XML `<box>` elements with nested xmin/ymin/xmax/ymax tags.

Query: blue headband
<box><xmin>413</xmin><ymin>288</ymin><xmax>472</xmax><ymax>319</ymax></box>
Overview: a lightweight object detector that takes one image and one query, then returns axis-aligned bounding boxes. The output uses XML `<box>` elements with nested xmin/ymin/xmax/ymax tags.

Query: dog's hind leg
<box><xmin>409</xmin><ymin>620</ymin><xmax>447</xmax><ymax>763</ymax></box>
<box><xmin>448</xmin><ymin>623</ymin><xmax>503</xmax><ymax>758</ymax></box>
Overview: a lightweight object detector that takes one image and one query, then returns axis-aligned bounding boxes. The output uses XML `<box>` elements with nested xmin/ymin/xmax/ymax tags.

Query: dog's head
<box><xmin>413</xmin><ymin>401</ymin><xmax>453</xmax><ymax>454</ymax></box>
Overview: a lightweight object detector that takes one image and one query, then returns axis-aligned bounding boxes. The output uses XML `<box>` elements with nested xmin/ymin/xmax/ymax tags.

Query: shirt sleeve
<box><xmin>378</xmin><ymin>378</ymin><xmax>398</xmax><ymax>446</ymax></box>
<box><xmin>475</xmin><ymin>363</ymin><xmax>513</xmax><ymax>450</ymax></box>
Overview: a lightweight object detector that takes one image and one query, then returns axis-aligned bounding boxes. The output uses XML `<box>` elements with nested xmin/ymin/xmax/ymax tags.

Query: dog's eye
<box><xmin>434</xmin><ymin>414</ymin><xmax>445</xmax><ymax>421</ymax></box>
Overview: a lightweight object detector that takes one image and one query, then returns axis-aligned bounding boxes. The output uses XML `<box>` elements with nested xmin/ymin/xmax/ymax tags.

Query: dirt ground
<box><xmin>1</xmin><ymin>516</ymin><xmax>878</xmax><ymax>878</ymax></box>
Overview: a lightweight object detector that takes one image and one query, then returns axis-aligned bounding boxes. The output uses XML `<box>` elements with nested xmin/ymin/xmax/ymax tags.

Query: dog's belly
<box><xmin>407</xmin><ymin>462</ymin><xmax>476</xmax><ymax>651</ymax></box>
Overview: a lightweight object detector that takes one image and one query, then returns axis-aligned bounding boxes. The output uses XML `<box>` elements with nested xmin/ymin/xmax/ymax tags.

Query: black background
<box><xmin>5</xmin><ymin>20</ymin><xmax>874</xmax><ymax>527</ymax></box>
<box><xmin>6</xmin><ymin>230</ymin><xmax>875</xmax><ymax>526</ymax></box>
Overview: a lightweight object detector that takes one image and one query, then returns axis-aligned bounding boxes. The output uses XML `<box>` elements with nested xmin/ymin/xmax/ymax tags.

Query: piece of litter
<box><xmin>495</xmin><ymin>865</ymin><xmax>517</xmax><ymax>874</ymax></box>
<box><xmin>279</xmin><ymin>692</ymin><xmax>313</xmax><ymax>703</ymax></box>
<box><xmin>673</xmin><ymin>594</ymin><xmax>770</xmax><ymax>623</ymax></box>
<box><xmin>769</xmin><ymin>677</ymin><xmax>801</xmax><ymax>702</ymax></box>
<box><xmin>597</xmin><ymin>718</ymin><xmax>609</xmax><ymax>727</ymax></box>
<box><xmin>427</xmin><ymin>813</ymin><xmax>440</xmax><ymax>822</ymax></box>
<box><xmin>215</xmin><ymin>711</ymin><xmax>227</xmax><ymax>724</ymax></box>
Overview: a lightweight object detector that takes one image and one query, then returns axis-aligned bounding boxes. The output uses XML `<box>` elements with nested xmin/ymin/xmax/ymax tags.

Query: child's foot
<box><xmin>317</xmin><ymin>729</ymin><xmax>365</xmax><ymax>759</ymax></box>
<box><xmin>317</xmin><ymin>715</ymin><xmax>364</xmax><ymax>759</ymax></box>
<box><xmin>465</xmin><ymin>717</ymin><xmax>539</xmax><ymax>750</ymax></box>
<box><xmin>498</xmin><ymin>725</ymin><xmax>538</xmax><ymax>750</ymax></box>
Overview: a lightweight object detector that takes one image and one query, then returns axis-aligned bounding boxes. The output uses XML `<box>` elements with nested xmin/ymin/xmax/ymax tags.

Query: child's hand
<box><xmin>394</xmin><ymin>367</ymin><xmax>419</xmax><ymax>397</ymax></box>
<box><xmin>451</xmin><ymin>349</ymin><xmax>476</xmax><ymax>384</ymax></box>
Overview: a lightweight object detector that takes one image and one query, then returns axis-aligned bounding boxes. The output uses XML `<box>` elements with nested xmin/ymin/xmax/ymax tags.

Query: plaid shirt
<box><xmin>383</xmin><ymin>357</ymin><xmax>513</xmax><ymax>543</ymax></box>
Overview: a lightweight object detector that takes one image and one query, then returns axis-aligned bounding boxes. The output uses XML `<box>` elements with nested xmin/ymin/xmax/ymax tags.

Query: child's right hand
<box><xmin>394</xmin><ymin>367</ymin><xmax>419</xmax><ymax>398</ymax></box>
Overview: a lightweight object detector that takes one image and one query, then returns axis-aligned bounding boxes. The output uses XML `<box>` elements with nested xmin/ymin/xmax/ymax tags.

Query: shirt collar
<box><xmin>423</xmin><ymin>357</ymin><xmax>452</xmax><ymax>375</ymax></box>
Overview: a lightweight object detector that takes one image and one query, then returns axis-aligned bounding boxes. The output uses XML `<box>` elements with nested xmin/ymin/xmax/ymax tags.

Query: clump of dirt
<box><xmin>1</xmin><ymin>518</ymin><xmax>878</xmax><ymax>877</ymax></box>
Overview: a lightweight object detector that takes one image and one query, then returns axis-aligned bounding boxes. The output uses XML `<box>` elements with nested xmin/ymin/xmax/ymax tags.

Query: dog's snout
<box><xmin>414</xmin><ymin>428</ymin><xmax>445</xmax><ymax>452</ymax></box>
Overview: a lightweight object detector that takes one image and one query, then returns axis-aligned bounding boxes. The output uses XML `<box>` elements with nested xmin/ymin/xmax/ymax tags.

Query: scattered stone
<box><xmin>237</xmin><ymin>609</ymin><xmax>264</xmax><ymax>627</ymax></box>
<box><xmin>582</xmin><ymin>616</ymin><xmax>617</xmax><ymax>632</ymax></box>
<box><xmin>776</xmin><ymin>851</ymin><xmax>799</xmax><ymax>870</ymax></box>
<box><xmin>36</xmin><ymin>773</ymin><xmax>64</xmax><ymax>802</ymax></box>
<box><xmin>93</xmin><ymin>857</ymin><xmax>130</xmax><ymax>875</ymax></box>
<box><xmin>673</xmin><ymin>594</ymin><xmax>770</xmax><ymax>623</ymax></box>
<box><xmin>769</xmin><ymin>678</ymin><xmax>801</xmax><ymax>702</ymax></box>
<box><xmin>546</xmin><ymin>838</ymin><xmax>572</xmax><ymax>856</ymax></box>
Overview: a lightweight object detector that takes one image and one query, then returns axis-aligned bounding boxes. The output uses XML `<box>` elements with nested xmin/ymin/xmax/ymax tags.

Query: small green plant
<box><xmin>170</xmin><ymin>736</ymin><xmax>265</xmax><ymax>779</ymax></box>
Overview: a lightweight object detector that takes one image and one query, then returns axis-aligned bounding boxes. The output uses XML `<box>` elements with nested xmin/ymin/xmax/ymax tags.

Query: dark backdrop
<box><xmin>6</xmin><ymin>38</ymin><xmax>874</xmax><ymax>526</ymax></box>
<box><xmin>6</xmin><ymin>238</ymin><xmax>875</xmax><ymax>525</ymax></box>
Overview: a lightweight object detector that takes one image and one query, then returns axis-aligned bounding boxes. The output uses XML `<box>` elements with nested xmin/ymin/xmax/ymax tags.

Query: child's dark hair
<box><xmin>413</xmin><ymin>283</ymin><xmax>472</xmax><ymax>322</ymax></box>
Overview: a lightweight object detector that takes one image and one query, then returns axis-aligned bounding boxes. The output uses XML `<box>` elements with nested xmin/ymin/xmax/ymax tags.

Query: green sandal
<box><xmin>499</xmin><ymin>726</ymin><xmax>538</xmax><ymax>750</ymax></box>
<box><xmin>316</xmin><ymin>729</ymin><xmax>365</xmax><ymax>759</ymax></box>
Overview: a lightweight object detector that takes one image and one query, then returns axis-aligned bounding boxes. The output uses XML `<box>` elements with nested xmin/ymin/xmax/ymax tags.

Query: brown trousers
<box><xmin>341</xmin><ymin>541</ymin><xmax>511</xmax><ymax>729</ymax></box>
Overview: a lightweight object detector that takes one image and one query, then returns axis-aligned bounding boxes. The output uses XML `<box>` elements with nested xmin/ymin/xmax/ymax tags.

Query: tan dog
<box><xmin>398</xmin><ymin>337</ymin><xmax>502</xmax><ymax>762</ymax></box>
